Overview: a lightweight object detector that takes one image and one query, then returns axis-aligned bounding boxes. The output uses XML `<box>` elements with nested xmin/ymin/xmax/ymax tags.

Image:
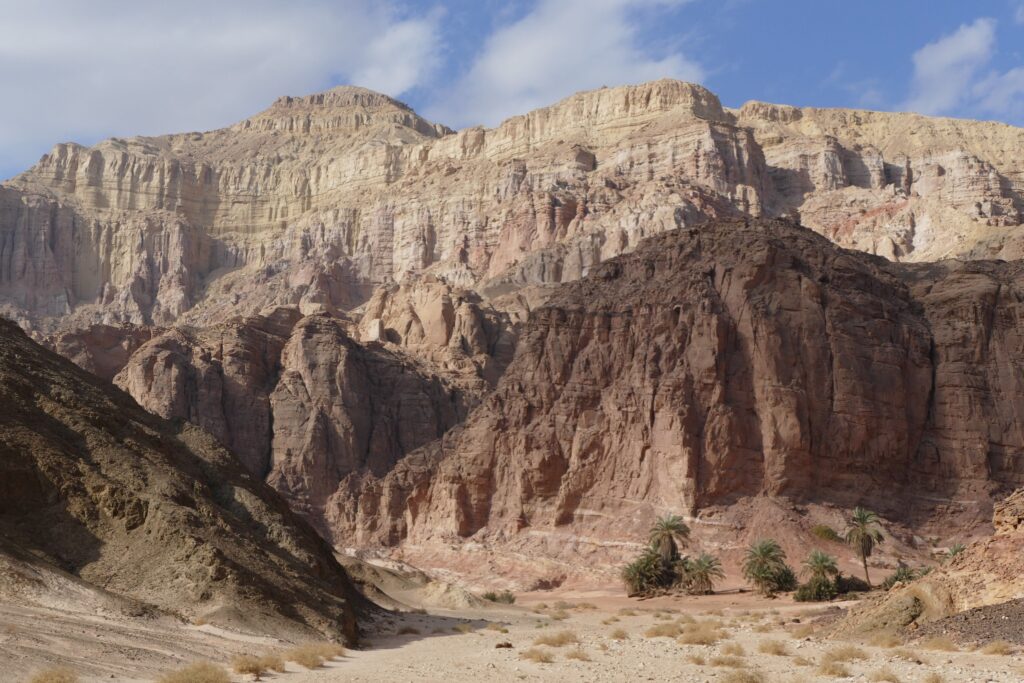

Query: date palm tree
<box><xmin>802</xmin><ymin>550</ymin><xmax>839</xmax><ymax>582</ymax></box>
<box><xmin>687</xmin><ymin>553</ymin><xmax>725</xmax><ymax>595</ymax></box>
<box><xmin>649</xmin><ymin>514</ymin><xmax>690</xmax><ymax>565</ymax></box>
<box><xmin>845</xmin><ymin>507</ymin><xmax>884</xmax><ymax>586</ymax></box>
<box><xmin>743</xmin><ymin>539</ymin><xmax>788</xmax><ymax>596</ymax></box>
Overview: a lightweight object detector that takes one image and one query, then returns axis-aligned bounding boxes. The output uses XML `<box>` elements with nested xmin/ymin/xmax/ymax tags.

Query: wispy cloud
<box><xmin>0</xmin><ymin>1</ymin><xmax>443</xmax><ymax>178</ymax></box>
<box><xmin>425</xmin><ymin>0</ymin><xmax>703</xmax><ymax>128</ymax></box>
<box><xmin>903</xmin><ymin>17</ymin><xmax>996</xmax><ymax>115</ymax></box>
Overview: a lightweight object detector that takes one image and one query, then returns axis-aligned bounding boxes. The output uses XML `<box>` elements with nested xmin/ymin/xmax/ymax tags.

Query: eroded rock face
<box><xmin>334</xmin><ymin>220</ymin><xmax>1024</xmax><ymax>573</ymax></box>
<box><xmin>0</xmin><ymin>318</ymin><xmax>361</xmax><ymax>642</ymax></box>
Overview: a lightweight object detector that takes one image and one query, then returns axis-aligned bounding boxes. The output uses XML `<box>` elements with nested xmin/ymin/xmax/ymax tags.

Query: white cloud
<box><xmin>0</xmin><ymin>1</ymin><xmax>442</xmax><ymax>178</ymax></box>
<box><xmin>902</xmin><ymin>18</ymin><xmax>996</xmax><ymax>115</ymax></box>
<box><xmin>1016</xmin><ymin>4</ymin><xmax>1024</xmax><ymax>25</ymax></box>
<box><xmin>425</xmin><ymin>0</ymin><xmax>702</xmax><ymax>128</ymax></box>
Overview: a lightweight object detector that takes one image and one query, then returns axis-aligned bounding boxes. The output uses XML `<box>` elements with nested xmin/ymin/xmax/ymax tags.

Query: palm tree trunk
<box><xmin>862</xmin><ymin>554</ymin><xmax>871</xmax><ymax>587</ymax></box>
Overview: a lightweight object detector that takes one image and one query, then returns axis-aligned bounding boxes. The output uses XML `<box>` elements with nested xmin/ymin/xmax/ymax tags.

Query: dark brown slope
<box><xmin>336</xmin><ymin>218</ymin><xmax>1024</xmax><ymax>569</ymax></box>
<box><xmin>0</xmin><ymin>317</ymin><xmax>361</xmax><ymax>642</ymax></box>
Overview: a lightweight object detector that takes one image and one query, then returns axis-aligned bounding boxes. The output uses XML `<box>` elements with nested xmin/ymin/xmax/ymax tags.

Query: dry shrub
<box><xmin>231</xmin><ymin>655</ymin><xmax>265</xmax><ymax>678</ymax></box>
<box><xmin>822</xmin><ymin>645</ymin><xmax>868</xmax><ymax>663</ymax></box>
<box><xmin>309</xmin><ymin>642</ymin><xmax>345</xmax><ymax>659</ymax></box>
<box><xmin>922</xmin><ymin>674</ymin><xmax>944</xmax><ymax>683</ymax></box>
<box><xmin>818</xmin><ymin>661</ymin><xmax>850</xmax><ymax>678</ymax></box>
<box><xmin>868</xmin><ymin>667</ymin><xmax>901</xmax><ymax>682</ymax></box>
<box><xmin>453</xmin><ymin>623</ymin><xmax>474</xmax><ymax>633</ymax></box>
<box><xmin>553</xmin><ymin>601</ymin><xmax>572</xmax><ymax>610</ymax></box>
<box><xmin>677</xmin><ymin>621</ymin><xmax>726</xmax><ymax>646</ymax></box>
<box><xmin>790</xmin><ymin>624</ymin><xmax>815</xmax><ymax>639</ymax></box>
<box><xmin>758</xmin><ymin>639</ymin><xmax>788</xmax><ymax>656</ymax></box>
<box><xmin>752</xmin><ymin>623</ymin><xmax>772</xmax><ymax>633</ymax></box>
<box><xmin>720</xmin><ymin>642</ymin><xmax>745</xmax><ymax>656</ymax></box>
<box><xmin>618</xmin><ymin>608</ymin><xmax>638</xmax><ymax>616</ymax></box>
<box><xmin>601</xmin><ymin>616</ymin><xmax>620</xmax><ymax>625</ymax></box>
<box><xmin>719</xmin><ymin>671</ymin><xmax>766</xmax><ymax>683</ymax></box>
<box><xmin>868</xmin><ymin>631</ymin><xmax>903</xmax><ymax>648</ymax></box>
<box><xmin>533</xmin><ymin>630</ymin><xmax>578</xmax><ymax>647</ymax></box>
<box><xmin>644</xmin><ymin>622</ymin><xmax>682</xmax><ymax>638</ymax></box>
<box><xmin>676</xmin><ymin>613</ymin><xmax>696</xmax><ymax>625</ymax></box>
<box><xmin>285</xmin><ymin>643</ymin><xmax>342</xmax><ymax>669</ymax></box>
<box><xmin>654</xmin><ymin>611</ymin><xmax>672</xmax><ymax>620</ymax></box>
<box><xmin>687</xmin><ymin>654</ymin><xmax>706</xmax><ymax>665</ymax></box>
<box><xmin>484</xmin><ymin>622</ymin><xmax>508</xmax><ymax>632</ymax></box>
<box><xmin>792</xmin><ymin>655</ymin><xmax>813</xmax><ymax>666</ymax></box>
<box><xmin>609</xmin><ymin>628</ymin><xmax>629</xmax><ymax>640</ymax></box>
<box><xmin>549</xmin><ymin>610</ymin><xmax>570</xmax><ymax>621</ymax></box>
<box><xmin>520</xmin><ymin>648</ymin><xmax>554</xmax><ymax>663</ymax></box>
<box><xmin>705</xmin><ymin>609</ymin><xmax>725</xmax><ymax>617</ymax></box>
<box><xmin>157</xmin><ymin>662</ymin><xmax>230</xmax><ymax>683</ymax></box>
<box><xmin>979</xmin><ymin>639</ymin><xmax>1014</xmax><ymax>655</ymax></box>
<box><xmin>565</xmin><ymin>647</ymin><xmax>591</xmax><ymax>661</ymax></box>
<box><xmin>919</xmin><ymin>636</ymin><xmax>958</xmax><ymax>652</ymax></box>
<box><xmin>575</xmin><ymin>602</ymin><xmax>598</xmax><ymax>610</ymax></box>
<box><xmin>709</xmin><ymin>655</ymin><xmax>746</xmax><ymax>668</ymax></box>
<box><xmin>257</xmin><ymin>653</ymin><xmax>285</xmax><ymax>673</ymax></box>
<box><xmin>28</xmin><ymin>668</ymin><xmax>78</xmax><ymax>683</ymax></box>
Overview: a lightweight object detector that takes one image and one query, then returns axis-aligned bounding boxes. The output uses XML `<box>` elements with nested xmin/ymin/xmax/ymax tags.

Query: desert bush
<box><xmin>719</xmin><ymin>671</ymin><xmax>766</xmax><ymax>683</ymax></box>
<box><xmin>790</xmin><ymin>623</ymin><xmax>815</xmax><ymax>638</ymax></box>
<box><xmin>157</xmin><ymin>662</ymin><xmax>230</xmax><ymax>683</ymax></box>
<box><xmin>520</xmin><ymin>648</ymin><xmax>554</xmax><ymax>663</ymax></box>
<box><xmin>835</xmin><ymin>573</ymin><xmax>871</xmax><ymax>594</ymax></box>
<box><xmin>677</xmin><ymin>622</ymin><xmax>726</xmax><ymax>645</ymax></box>
<box><xmin>453</xmin><ymin>623</ymin><xmax>474</xmax><ymax>633</ymax></box>
<box><xmin>868</xmin><ymin>667</ymin><xmax>901</xmax><ymax>682</ymax></box>
<box><xmin>944</xmin><ymin>543</ymin><xmax>966</xmax><ymax>561</ymax></box>
<box><xmin>565</xmin><ymin>646</ymin><xmax>591</xmax><ymax>661</ymax></box>
<box><xmin>822</xmin><ymin>645</ymin><xmax>868</xmax><ymax>663</ymax></box>
<box><xmin>231</xmin><ymin>655</ymin><xmax>266</xmax><ymax>679</ymax></box>
<box><xmin>644</xmin><ymin>622</ymin><xmax>682</xmax><ymax>638</ymax></box>
<box><xmin>919</xmin><ymin>635</ymin><xmax>958</xmax><ymax>651</ymax></box>
<box><xmin>922</xmin><ymin>674</ymin><xmax>944</xmax><ymax>683</ymax></box>
<box><xmin>549</xmin><ymin>609</ymin><xmax>570</xmax><ymax>621</ymax></box>
<box><xmin>811</xmin><ymin>524</ymin><xmax>842</xmax><ymax>542</ymax></box>
<box><xmin>979</xmin><ymin>639</ymin><xmax>1014</xmax><ymax>655</ymax></box>
<box><xmin>257</xmin><ymin>653</ymin><xmax>286</xmax><ymax>672</ymax></box>
<box><xmin>817</xmin><ymin>661</ymin><xmax>850</xmax><ymax>678</ymax></box>
<box><xmin>534</xmin><ymin>630</ymin><xmax>578</xmax><ymax>647</ymax></box>
<box><xmin>792</xmin><ymin>655</ymin><xmax>813</xmax><ymax>666</ymax></box>
<box><xmin>687</xmin><ymin>654</ymin><xmax>706</xmax><ymax>665</ymax></box>
<box><xmin>286</xmin><ymin>646</ymin><xmax>324</xmax><ymax>669</ymax></box>
<box><xmin>709</xmin><ymin>655</ymin><xmax>745</xmax><ymax>667</ymax></box>
<box><xmin>618</xmin><ymin>608</ymin><xmax>637</xmax><ymax>616</ymax></box>
<box><xmin>890</xmin><ymin>648</ymin><xmax>923</xmax><ymax>663</ymax></box>
<box><xmin>28</xmin><ymin>668</ymin><xmax>78</xmax><ymax>683</ymax></box>
<box><xmin>868</xmin><ymin>631</ymin><xmax>903</xmax><ymax>648</ymax></box>
<box><xmin>720</xmin><ymin>642</ymin><xmax>744</xmax><ymax>656</ymax></box>
<box><xmin>609</xmin><ymin>628</ymin><xmax>629</xmax><ymax>640</ymax></box>
<box><xmin>482</xmin><ymin>590</ymin><xmax>516</xmax><ymax>604</ymax></box>
<box><xmin>758</xmin><ymin>639</ymin><xmax>788</xmax><ymax>656</ymax></box>
<box><xmin>601</xmin><ymin>616</ymin><xmax>619</xmax><ymax>625</ymax></box>
<box><xmin>575</xmin><ymin>602</ymin><xmax>598</xmax><ymax>610</ymax></box>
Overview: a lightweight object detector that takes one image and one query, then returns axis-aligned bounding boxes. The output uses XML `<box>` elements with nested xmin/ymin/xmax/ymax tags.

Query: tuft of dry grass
<box><xmin>979</xmin><ymin>639</ymin><xmax>1014</xmax><ymax>655</ymax></box>
<box><xmin>687</xmin><ymin>654</ymin><xmax>706</xmax><ymax>665</ymax></box>
<box><xmin>868</xmin><ymin>667</ymin><xmax>901</xmax><ymax>682</ymax></box>
<box><xmin>27</xmin><ymin>669</ymin><xmax>78</xmax><ymax>683</ymax></box>
<box><xmin>520</xmin><ymin>648</ymin><xmax>554</xmax><ymax>663</ymax></box>
<box><xmin>618</xmin><ymin>608</ymin><xmax>638</xmax><ymax>617</ymax></box>
<box><xmin>822</xmin><ymin>645</ymin><xmax>868</xmax><ymax>663</ymax></box>
<box><xmin>868</xmin><ymin>631</ymin><xmax>903</xmax><ymax>648</ymax></box>
<box><xmin>758</xmin><ymin>639</ymin><xmax>788</xmax><ymax>656</ymax></box>
<box><xmin>790</xmin><ymin>624</ymin><xmax>815</xmax><ymax>639</ymax></box>
<box><xmin>533</xmin><ymin>630</ymin><xmax>579</xmax><ymax>647</ymax></box>
<box><xmin>709</xmin><ymin>655</ymin><xmax>746</xmax><ymax>668</ymax></box>
<box><xmin>575</xmin><ymin>602</ymin><xmax>598</xmax><ymax>610</ymax></box>
<box><xmin>919</xmin><ymin>635</ymin><xmax>958</xmax><ymax>652</ymax></box>
<box><xmin>601</xmin><ymin>616</ymin><xmax>620</xmax><ymax>625</ymax></box>
<box><xmin>792</xmin><ymin>655</ymin><xmax>813</xmax><ymax>666</ymax></box>
<box><xmin>453</xmin><ymin>623</ymin><xmax>474</xmax><ymax>633</ymax></box>
<box><xmin>921</xmin><ymin>674</ymin><xmax>944</xmax><ymax>683</ymax></box>
<box><xmin>752</xmin><ymin>623</ymin><xmax>772</xmax><ymax>633</ymax></box>
<box><xmin>676</xmin><ymin>613</ymin><xmax>696</xmax><ymax>625</ymax></box>
<box><xmin>609</xmin><ymin>627</ymin><xmax>629</xmax><ymax>640</ymax></box>
<box><xmin>817</xmin><ymin>661</ymin><xmax>850</xmax><ymax>678</ymax></box>
<box><xmin>720</xmin><ymin>642</ymin><xmax>745</xmax><ymax>656</ymax></box>
<box><xmin>553</xmin><ymin>601</ymin><xmax>572</xmax><ymax>610</ymax></box>
<box><xmin>549</xmin><ymin>609</ymin><xmax>570</xmax><ymax>621</ymax></box>
<box><xmin>644</xmin><ymin>622</ymin><xmax>682</xmax><ymax>638</ymax></box>
<box><xmin>257</xmin><ymin>653</ymin><xmax>285</xmax><ymax>673</ymax></box>
<box><xmin>157</xmin><ymin>662</ymin><xmax>229</xmax><ymax>683</ymax></box>
<box><xmin>231</xmin><ymin>655</ymin><xmax>266</xmax><ymax>679</ymax></box>
<box><xmin>565</xmin><ymin>646</ymin><xmax>591</xmax><ymax>661</ymax></box>
<box><xmin>285</xmin><ymin>642</ymin><xmax>344</xmax><ymax>670</ymax></box>
<box><xmin>719</xmin><ymin>671</ymin><xmax>766</xmax><ymax>683</ymax></box>
<box><xmin>677</xmin><ymin>621</ymin><xmax>727</xmax><ymax>646</ymax></box>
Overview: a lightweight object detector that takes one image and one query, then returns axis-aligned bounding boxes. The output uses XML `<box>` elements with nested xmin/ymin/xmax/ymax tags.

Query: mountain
<box><xmin>3</xmin><ymin>80</ymin><xmax>1024</xmax><ymax>585</ymax></box>
<box><xmin>0</xmin><ymin>317</ymin><xmax>361</xmax><ymax>641</ymax></box>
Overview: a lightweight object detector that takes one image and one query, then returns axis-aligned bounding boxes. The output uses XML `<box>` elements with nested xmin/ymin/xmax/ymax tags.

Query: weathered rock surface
<box><xmin>0</xmin><ymin>317</ymin><xmax>361</xmax><ymax>641</ymax></box>
<box><xmin>333</xmin><ymin>219</ymin><xmax>1024</xmax><ymax>576</ymax></box>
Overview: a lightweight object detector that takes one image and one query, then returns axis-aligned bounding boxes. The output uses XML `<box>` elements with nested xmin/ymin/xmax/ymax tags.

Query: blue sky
<box><xmin>3</xmin><ymin>1</ymin><xmax>1024</xmax><ymax>180</ymax></box>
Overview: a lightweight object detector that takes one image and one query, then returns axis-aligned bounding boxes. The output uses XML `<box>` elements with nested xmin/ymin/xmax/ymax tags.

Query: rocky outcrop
<box><xmin>0</xmin><ymin>317</ymin><xmax>361</xmax><ymax>642</ymax></box>
<box><xmin>334</xmin><ymin>219</ymin><xmax>1024</xmax><ymax>574</ymax></box>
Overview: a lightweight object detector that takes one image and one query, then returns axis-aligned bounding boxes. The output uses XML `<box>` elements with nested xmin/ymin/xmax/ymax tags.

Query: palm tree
<box><xmin>743</xmin><ymin>539</ymin><xmax>788</xmax><ymax>596</ymax></box>
<box><xmin>802</xmin><ymin>550</ymin><xmax>839</xmax><ymax>582</ymax></box>
<box><xmin>687</xmin><ymin>553</ymin><xmax>725</xmax><ymax>595</ymax></box>
<box><xmin>649</xmin><ymin>514</ymin><xmax>690</xmax><ymax>565</ymax></box>
<box><xmin>845</xmin><ymin>507</ymin><xmax>884</xmax><ymax>586</ymax></box>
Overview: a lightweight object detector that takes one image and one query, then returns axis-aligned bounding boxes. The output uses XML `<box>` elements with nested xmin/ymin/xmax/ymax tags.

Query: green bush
<box><xmin>622</xmin><ymin>547</ymin><xmax>666</xmax><ymax>596</ymax></box>
<box><xmin>794</xmin><ymin>576</ymin><xmax>838</xmax><ymax>602</ymax></box>
<box><xmin>483</xmin><ymin>590</ymin><xmax>516</xmax><ymax>604</ymax></box>
<box><xmin>835</xmin><ymin>573</ymin><xmax>871</xmax><ymax>593</ymax></box>
<box><xmin>811</xmin><ymin>524</ymin><xmax>842</xmax><ymax>542</ymax></box>
<box><xmin>881</xmin><ymin>566</ymin><xmax>918</xmax><ymax>590</ymax></box>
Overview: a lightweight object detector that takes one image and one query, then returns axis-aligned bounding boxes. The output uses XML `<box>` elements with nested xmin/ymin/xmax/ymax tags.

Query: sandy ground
<box><xmin>6</xmin><ymin>583</ymin><xmax>1024</xmax><ymax>683</ymax></box>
